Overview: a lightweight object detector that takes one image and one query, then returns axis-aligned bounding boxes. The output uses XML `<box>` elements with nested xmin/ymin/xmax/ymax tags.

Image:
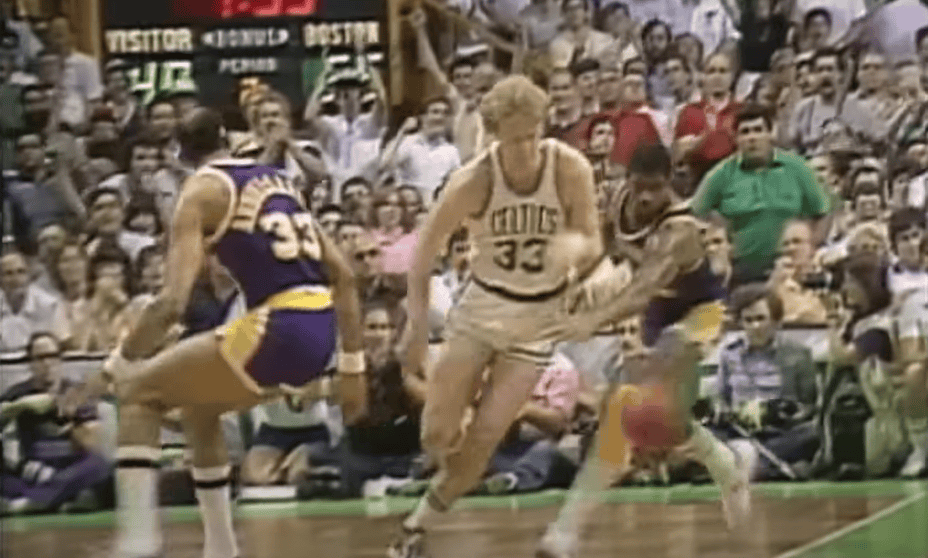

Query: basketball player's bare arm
<box><xmin>120</xmin><ymin>175</ymin><xmax>229</xmax><ymax>361</ymax></box>
<box><xmin>556</xmin><ymin>145</ymin><xmax>604</xmax><ymax>274</ymax></box>
<box><xmin>314</xmin><ymin>224</ymin><xmax>368</xmax><ymax>423</ymax></box>
<box><xmin>569</xmin><ymin>218</ymin><xmax>702</xmax><ymax>340</ymax></box>
<box><xmin>403</xmin><ymin>158</ymin><xmax>490</xmax><ymax>369</ymax></box>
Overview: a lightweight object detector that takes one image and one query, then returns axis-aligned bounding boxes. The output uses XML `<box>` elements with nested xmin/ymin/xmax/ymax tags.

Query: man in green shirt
<box><xmin>690</xmin><ymin>104</ymin><xmax>831</xmax><ymax>286</ymax></box>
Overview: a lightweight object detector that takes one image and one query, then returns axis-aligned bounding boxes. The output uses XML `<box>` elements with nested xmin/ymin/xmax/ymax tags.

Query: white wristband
<box><xmin>338</xmin><ymin>351</ymin><xmax>366</xmax><ymax>375</ymax></box>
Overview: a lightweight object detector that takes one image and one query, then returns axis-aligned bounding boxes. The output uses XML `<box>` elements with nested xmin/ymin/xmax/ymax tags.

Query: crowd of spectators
<box><xmin>2</xmin><ymin>0</ymin><xmax>928</xmax><ymax>515</ymax></box>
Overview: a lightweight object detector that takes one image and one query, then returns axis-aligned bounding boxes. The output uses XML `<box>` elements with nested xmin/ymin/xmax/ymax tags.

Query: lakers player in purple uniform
<box><xmin>537</xmin><ymin>144</ymin><xmax>756</xmax><ymax>558</ymax></box>
<box><xmin>104</xmin><ymin>108</ymin><xmax>367</xmax><ymax>558</ymax></box>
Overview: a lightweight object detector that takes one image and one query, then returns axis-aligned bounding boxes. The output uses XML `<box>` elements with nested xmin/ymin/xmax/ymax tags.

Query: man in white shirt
<box><xmin>46</xmin><ymin>17</ymin><xmax>103</xmax><ymax>115</ymax></box>
<box><xmin>550</xmin><ymin>0</ymin><xmax>614</xmax><ymax>68</ymax></box>
<box><xmin>689</xmin><ymin>0</ymin><xmax>740</xmax><ymax>55</ymax></box>
<box><xmin>380</xmin><ymin>98</ymin><xmax>461</xmax><ymax>198</ymax></box>
<box><xmin>0</xmin><ymin>251</ymin><xmax>70</xmax><ymax>352</ymax></box>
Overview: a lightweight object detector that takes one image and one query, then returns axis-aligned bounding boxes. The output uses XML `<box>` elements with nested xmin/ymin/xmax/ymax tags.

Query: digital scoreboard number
<box><xmin>173</xmin><ymin>0</ymin><xmax>319</xmax><ymax>19</ymax></box>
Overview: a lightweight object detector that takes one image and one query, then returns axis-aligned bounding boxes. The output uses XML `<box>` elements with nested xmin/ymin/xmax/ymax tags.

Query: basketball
<box><xmin>620</xmin><ymin>385</ymin><xmax>687</xmax><ymax>449</ymax></box>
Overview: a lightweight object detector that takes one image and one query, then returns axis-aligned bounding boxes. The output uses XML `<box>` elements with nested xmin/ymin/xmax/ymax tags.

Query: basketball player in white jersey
<box><xmin>389</xmin><ymin>75</ymin><xmax>604</xmax><ymax>558</ymax></box>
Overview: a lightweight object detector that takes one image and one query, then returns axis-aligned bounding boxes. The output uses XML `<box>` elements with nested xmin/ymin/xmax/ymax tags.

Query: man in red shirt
<box><xmin>608</xmin><ymin>71</ymin><xmax>669</xmax><ymax>166</ymax></box>
<box><xmin>674</xmin><ymin>51</ymin><xmax>743</xmax><ymax>180</ymax></box>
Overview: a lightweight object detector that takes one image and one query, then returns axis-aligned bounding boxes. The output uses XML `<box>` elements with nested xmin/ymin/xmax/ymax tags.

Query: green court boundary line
<box><xmin>4</xmin><ymin>480</ymin><xmax>926</xmax><ymax>532</ymax></box>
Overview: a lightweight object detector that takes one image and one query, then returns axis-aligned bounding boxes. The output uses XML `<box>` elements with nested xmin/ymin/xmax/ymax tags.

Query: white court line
<box><xmin>774</xmin><ymin>491</ymin><xmax>926</xmax><ymax>558</ymax></box>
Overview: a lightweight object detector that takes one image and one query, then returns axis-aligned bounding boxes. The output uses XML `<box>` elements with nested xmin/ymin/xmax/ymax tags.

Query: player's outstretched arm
<box><xmin>315</xmin><ymin>225</ymin><xmax>367</xmax><ymax>425</ymax></box>
<box><xmin>121</xmin><ymin>174</ymin><xmax>228</xmax><ymax>361</ymax></box>
<box><xmin>569</xmin><ymin>218</ymin><xmax>698</xmax><ymax>340</ymax></box>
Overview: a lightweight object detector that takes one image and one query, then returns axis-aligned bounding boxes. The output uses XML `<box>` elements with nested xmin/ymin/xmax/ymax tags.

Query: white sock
<box><xmin>906</xmin><ymin>417</ymin><xmax>928</xmax><ymax>454</ymax></box>
<box><xmin>192</xmin><ymin>465</ymin><xmax>239</xmax><ymax>558</ymax></box>
<box><xmin>403</xmin><ymin>489</ymin><xmax>447</xmax><ymax>531</ymax></box>
<box><xmin>115</xmin><ymin>446</ymin><xmax>162</xmax><ymax>556</ymax></box>
<box><xmin>550</xmin><ymin>448</ymin><xmax>615</xmax><ymax>541</ymax></box>
<box><xmin>688</xmin><ymin>423</ymin><xmax>738</xmax><ymax>487</ymax></box>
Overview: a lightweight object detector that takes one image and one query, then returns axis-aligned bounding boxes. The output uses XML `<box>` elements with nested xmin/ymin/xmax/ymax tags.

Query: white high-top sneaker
<box><xmin>721</xmin><ymin>440</ymin><xmax>758</xmax><ymax>532</ymax></box>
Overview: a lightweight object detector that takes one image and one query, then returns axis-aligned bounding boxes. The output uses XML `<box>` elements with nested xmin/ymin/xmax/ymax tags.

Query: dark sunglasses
<box><xmin>355</xmin><ymin>249</ymin><xmax>380</xmax><ymax>260</ymax></box>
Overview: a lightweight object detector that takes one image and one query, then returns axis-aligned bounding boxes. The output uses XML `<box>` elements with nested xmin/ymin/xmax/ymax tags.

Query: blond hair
<box><xmin>479</xmin><ymin>75</ymin><xmax>549</xmax><ymax>133</ymax></box>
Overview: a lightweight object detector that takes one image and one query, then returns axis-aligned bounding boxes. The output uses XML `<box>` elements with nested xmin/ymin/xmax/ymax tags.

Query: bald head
<box><xmin>178</xmin><ymin>107</ymin><xmax>225</xmax><ymax>165</ymax></box>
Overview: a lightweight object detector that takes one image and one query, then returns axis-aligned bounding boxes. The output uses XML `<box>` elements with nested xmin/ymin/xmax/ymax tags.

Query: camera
<box><xmin>799</xmin><ymin>263</ymin><xmax>843</xmax><ymax>291</ymax></box>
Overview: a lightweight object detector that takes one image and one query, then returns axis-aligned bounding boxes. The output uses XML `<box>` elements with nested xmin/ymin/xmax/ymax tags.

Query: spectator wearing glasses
<box><xmin>0</xmin><ymin>332</ymin><xmax>111</xmax><ymax>514</ymax></box>
<box><xmin>352</xmin><ymin>233</ymin><xmax>405</xmax><ymax>306</ymax></box>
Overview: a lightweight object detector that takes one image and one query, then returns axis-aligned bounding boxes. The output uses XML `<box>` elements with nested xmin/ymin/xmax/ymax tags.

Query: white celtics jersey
<box><xmin>468</xmin><ymin>138</ymin><xmax>566</xmax><ymax>298</ymax></box>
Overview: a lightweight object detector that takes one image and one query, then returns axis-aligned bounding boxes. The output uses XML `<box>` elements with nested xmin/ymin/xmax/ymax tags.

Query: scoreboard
<box><xmin>101</xmin><ymin>0</ymin><xmax>386</xmax><ymax>108</ymax></box>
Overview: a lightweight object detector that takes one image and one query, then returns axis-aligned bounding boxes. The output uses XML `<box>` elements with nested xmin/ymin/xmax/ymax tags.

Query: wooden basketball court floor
<box><xmin>4</xmin><ymin>481</ymin><xmax>927</xmax><ymax>558</ymax></box>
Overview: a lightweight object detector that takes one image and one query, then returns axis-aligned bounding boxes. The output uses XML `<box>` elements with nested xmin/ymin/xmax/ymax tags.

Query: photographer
<box><xmin>716</xmin><ymin>284</ymin><xmax>820</xmax><ymax>481</ymax></box>
<box><xmin>827</xmin><ymin>252</ymin><xmax>928</xmax><ymax>477</ymax></box>
<box><xmin>0</xmin><ymin>333</ymin><xmax>111</xmax><ymax>514</ymax></box>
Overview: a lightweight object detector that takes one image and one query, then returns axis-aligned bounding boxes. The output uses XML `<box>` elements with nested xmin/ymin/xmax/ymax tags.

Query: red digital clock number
<box><xmin>175</xmin><ymin>0</ymin><xmax>318</xmax><ymax>19</ymax></box>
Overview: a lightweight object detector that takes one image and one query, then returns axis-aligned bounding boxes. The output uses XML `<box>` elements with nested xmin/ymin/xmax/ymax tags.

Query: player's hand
<box><xmin>399</xmin><ymin>319</ymin><xmax>428</xmax><ymax>378</ymax></box>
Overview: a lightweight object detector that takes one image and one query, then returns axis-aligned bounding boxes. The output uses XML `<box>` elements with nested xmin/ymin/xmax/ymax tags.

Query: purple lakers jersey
<box><xmin>205</xmin><ymin>159</ymin><xmax>329</xmax><ymax>308</ymax></box>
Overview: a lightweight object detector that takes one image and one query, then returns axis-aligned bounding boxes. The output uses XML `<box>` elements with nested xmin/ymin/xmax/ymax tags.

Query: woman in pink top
<box><xmin>371</xmin><ymin>188</ymin><xmax>419</xmax><ymax>274</ymax></box>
